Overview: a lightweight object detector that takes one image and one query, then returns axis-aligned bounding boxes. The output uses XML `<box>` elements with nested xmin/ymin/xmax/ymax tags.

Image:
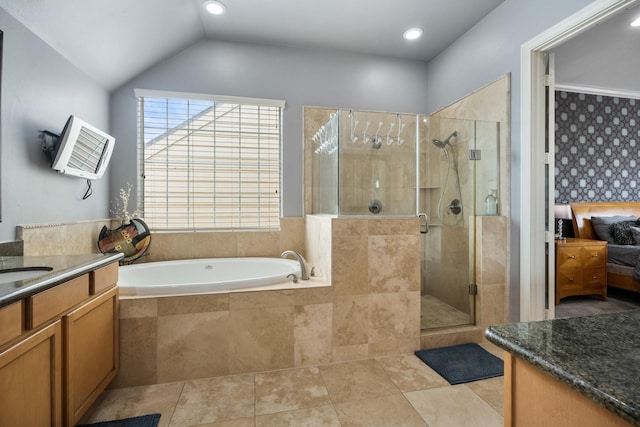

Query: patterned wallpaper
<box><xmin>555</xmin><ymin>91</ymin><xmax>640</xmax><ymax>203</ymax></box>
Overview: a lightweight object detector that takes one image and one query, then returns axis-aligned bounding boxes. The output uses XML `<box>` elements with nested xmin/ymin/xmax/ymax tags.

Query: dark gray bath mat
<box><xmin>415</xmin><ymin>343</ymin><xmax>503</xmax><ymax>385</ymax></box>
<box><xmin>77</xmin><ymin>413</ymin><xmax>161</xmax><ymax>427</ymax></box>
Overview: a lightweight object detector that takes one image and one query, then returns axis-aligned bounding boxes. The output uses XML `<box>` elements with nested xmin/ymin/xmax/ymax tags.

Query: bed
<box><xmin>570</xmin><ymin>201</ymin><xmax>640</xmax><ymax>293</ymax></box>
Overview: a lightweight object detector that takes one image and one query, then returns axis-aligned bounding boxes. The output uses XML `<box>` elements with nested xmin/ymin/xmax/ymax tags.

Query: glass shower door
<box><xmin>418</xmin><ymin>116</ymin><xmax>499</xmax><ymax>330</ymax></box>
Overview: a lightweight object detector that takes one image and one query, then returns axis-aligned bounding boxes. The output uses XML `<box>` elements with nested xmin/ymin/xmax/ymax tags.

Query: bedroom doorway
<box><xmin>520</xmin><ymin>0</ymin><xmax>638</xmax><ymax>322</ymax></box>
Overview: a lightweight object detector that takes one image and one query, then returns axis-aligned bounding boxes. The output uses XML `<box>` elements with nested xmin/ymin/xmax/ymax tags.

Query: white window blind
<box><xmin>136</xmin><ymin>91</ymin><xmax>283</xmax><ymax>231</ymax></box>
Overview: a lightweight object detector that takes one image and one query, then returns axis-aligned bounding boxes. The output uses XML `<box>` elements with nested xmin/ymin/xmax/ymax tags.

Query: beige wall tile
<box><xmin>294</xmin><ymin>336</ymin><xmax>333</xmax><ymax>368</ymax></box>
<box><xmin>157</xmin><ymin>311</ymin><xmax>230</xmax><ymax>382</ymax></box>
<box><xmin>368</xmin><ymin>338</ymin><xmax>421</xmax><ymax>358</ymax></box>
<box><xmin>305</xmin><ymin>215</ymin><xmax>333</xmax><ymax>282</ymax></box>
<box><xmin>145</xmin><ymin>231</ymin><xmax>238</xmax><ymax>262</ymax></box>
<box><xmin>237</xmin><ymin>231</ymin><xmax>280</xmax><ymax>257</ymax></box>
<box><xmin>294</xmin><ymin>285</ymin><xmax>333</xmax><ymax>306</ymax></box>
<box><xmin>119</xmin><ymin>298</ymin><xmax>158</xmax><ymax>319</ymax></box>
<box><xmin>294</xmin><ymin>303</ymin><xmax>333</xmax><ymax>332</ymax></box>
<box><xmin>478</xmin><ymin>216</ymin><xmax>508</xmax><ymax>286</ymax></box>
<box><xmin>279</xmin><ymin>217</ymin><xmax>306</xmax><ymax>256</ymax></box>
<box><xmin>157</xmin><ymin>294</ymin><xmax>229</xmax><ymax>315</ymax></box>
<box><xmin>331</xmin><ymin>234</ymin><xmax>368</xmax><ymax>296</ymax></box>
<box><xmin>332</xmin><ymin>218</ymin><xmax>368</xmax><ymax>236</ymax></box>
<box><xmin>113</xmin><ymin>317</ymin><xmax>158</xmax><ymax>388</ymax></box>
<box><xmin>368</xmin><ymin>291</ymin><xmax>420</xmax><ymax>343</ymax></box>
<box><xmin>332</xmin><ymin>295</ymin><xmax>369</xmax><ymax>347</ymax></box>
<box><xmin>478</xmin><ymin>284</ymin><xmax>506</xmax><ymax>329</ymax></box>
<box><xmin>18</xmin><ymin>219</ymin><xmax>115</xmax><ymax>256</ymax></box>
<box><xmin>368</xmin><ymin>235</ymin><xmax>420</xmax><ymax>293</ymax></box>
<box><xmin>229</xmin><ymin>289</ymin><xmax>294</xmax><ymax>310</ymax></box>
<box><xmin>331</xmin><ymin>344</ymin><xmax>368</xmax><ymax>362</ymax></box>
<box><xmin>228</xmin><ymin>307</ymin><xmax>294</xmax><ymax>374</ymax></box>
<box><xmin>294</xmin><ymin>304</ymin><xmax>332</xmax><ymax>366</ymax></box>
<box><xmin>367</xmin><ymin>218</ymin><xmax>419</xmax><ymax>236</ymax></box>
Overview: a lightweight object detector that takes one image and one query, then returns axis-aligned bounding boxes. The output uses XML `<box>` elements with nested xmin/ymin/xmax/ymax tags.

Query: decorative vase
<box><xmin>98</xmin><ymin>218</ymin><xmax>151</xmax><ymax>264</ymax></box>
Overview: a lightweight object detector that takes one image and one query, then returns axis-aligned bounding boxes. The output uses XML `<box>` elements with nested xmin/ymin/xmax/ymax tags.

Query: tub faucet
<box><xmin>281</xmin><ymin>250</ymin><xmax>310</xmax><ymax>280</ymax></box>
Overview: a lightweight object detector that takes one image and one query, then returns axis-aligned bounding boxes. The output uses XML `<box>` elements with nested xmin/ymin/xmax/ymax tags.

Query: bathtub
<box><xmin>118</xmin><ymin>257</ymin><xmax>303</xmax><ymax>297</ymax></box>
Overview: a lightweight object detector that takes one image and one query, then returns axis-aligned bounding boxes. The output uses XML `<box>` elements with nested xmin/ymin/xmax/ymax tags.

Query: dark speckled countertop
<box><xmin>486</xmin><ymin>311</ymin><xmax>640</xmax><ymax>426</ymax></box>
<box><xmin>0</xmin><ymin>253</ymin><xmax>123</xmax><ymax>307</ymax></box>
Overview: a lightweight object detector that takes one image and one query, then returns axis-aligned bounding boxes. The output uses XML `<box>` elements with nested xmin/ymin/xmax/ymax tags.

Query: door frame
<box><xmin>520</xmin><ymin>0</ymin><xmax>638</xmax><ymax>321</ymax></box>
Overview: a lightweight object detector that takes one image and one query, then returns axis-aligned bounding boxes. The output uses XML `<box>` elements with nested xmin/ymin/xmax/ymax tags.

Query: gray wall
<box><xmin>0</xmin><ymin>10</ymin><xmax>110</xmax><ymax>242</ymax></box>
<box><xmin>109</xmin><ymin>40</ymin><xmax>430</xmax><ymax>217</ymax></box>
<box><xmin>425</xmin><ymin>0</ymin><xmax>595</xmax><ymax>321</ymax></box>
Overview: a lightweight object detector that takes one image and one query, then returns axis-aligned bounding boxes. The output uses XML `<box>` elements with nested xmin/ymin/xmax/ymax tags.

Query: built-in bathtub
<box><xmin>118</xmin><ymin>257</ymin><xmax>309</xmax><ymax>297</ymax></box>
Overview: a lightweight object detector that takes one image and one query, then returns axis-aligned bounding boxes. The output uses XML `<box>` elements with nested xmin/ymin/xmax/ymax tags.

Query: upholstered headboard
<box><xmin>570</xmin><ymin>202</ymin><xmax>640</xmax><ymax>239</ymax></box>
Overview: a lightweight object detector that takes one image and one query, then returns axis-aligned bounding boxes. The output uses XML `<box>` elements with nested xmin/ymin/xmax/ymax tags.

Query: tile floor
<box><xmin>81</xmin><ymin>343</ymin><xmax>504</xmax><ymax>427</ymax></box>
<box><xmin>420</xmin><ymin>295</ymin><xmax>471</xmax><ymax>330</ymax></box>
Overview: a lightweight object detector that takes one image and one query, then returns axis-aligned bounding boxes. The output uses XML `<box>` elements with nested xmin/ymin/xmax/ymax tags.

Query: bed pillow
<box><xmin>590</xmin><ymin>216</ymin><xmax>637</xmax><ymax>243</ymax></box>
<box><xmin>611</xmin><ymin>221</ymin><xmax>637</xmax><ymax>245</ymax></box>
<box><xmin>632</xmin><ymin>226</ymin><xmax>640</xmax><ymax>246</ymax></box>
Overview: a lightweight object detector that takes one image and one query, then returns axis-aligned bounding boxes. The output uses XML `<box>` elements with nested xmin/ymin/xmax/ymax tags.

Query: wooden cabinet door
<box><xmin>64</xmin><ymin>286</ymin><xmax>119</xmax><ymax>426</ymax></box>
<box><xmin>0</xmin><ymin>321</ymin><xmax>63</xmax><ymax>427</ymax></box>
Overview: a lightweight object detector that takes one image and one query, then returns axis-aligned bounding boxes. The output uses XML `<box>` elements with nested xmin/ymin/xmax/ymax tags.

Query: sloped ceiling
<box><xmin>0</xmin><ymin>0</ymin><xmax>506</xmax><ymax>91</ymax></box>
<box><xmin>554</xmin><ymin>3</ymin><xmax>640</xmax><ymax>94</ymax></box>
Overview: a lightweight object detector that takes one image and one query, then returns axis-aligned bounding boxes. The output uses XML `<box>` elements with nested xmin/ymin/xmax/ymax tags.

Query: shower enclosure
<box><xmin>308</xmin><ymin>108</ymin><xmax>499</xmax><ymax>330</ymax></box>
<box><xmin>312</xmin><ymin>109</ymin><xmax>417</xmax><ymax>216</ymax></box>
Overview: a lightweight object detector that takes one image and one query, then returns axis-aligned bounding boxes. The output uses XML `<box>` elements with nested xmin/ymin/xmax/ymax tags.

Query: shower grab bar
<box><xmin>418</xmin><ymin>212</ymin><xmax>429</xmax><ymax>234</ymax></box>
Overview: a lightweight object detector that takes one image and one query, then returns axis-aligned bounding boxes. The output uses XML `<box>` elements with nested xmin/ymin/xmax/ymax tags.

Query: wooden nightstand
<box><xmin>555</xmin><ymin>238</ymin><xmax>607</xmax><ymax>305</ymax></box>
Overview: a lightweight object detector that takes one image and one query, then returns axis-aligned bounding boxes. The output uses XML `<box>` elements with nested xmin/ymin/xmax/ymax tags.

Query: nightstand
<box><xmin>555</xmin><ymin>238</ymin><xmax>607</xmax><ymax>305</ymax></box>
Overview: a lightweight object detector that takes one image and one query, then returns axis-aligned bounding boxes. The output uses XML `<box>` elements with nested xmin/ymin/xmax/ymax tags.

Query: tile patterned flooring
<box><xmin>82</xmin><ymin>343</ymin><xmax>504</xmax><ymax>427</ymax></box>
<box><xmin>420</xmin><ymin>295</ymin><xmax>471</xmax><ymax>330</ymax></box>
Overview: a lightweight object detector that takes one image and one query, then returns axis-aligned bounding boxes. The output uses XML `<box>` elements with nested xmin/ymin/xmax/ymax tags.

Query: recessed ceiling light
<box><xmin>403</xmin><ymin>28</ymin><xmax>423</xmax><ymax>41</ymax></box>
<box><xmin>203</xmin><ymin>0</ymin><xmax>226</xmax><ymax>15</ymax></box>
<box><xmin>631</xmin><ymin>16</ymin><xmax>640</xmax><ymax>27</ymax></box>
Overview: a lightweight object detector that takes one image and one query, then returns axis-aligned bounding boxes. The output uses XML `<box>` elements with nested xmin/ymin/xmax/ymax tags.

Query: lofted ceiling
<box><xmin>0</xmin><ymin>0</ymin><xmax>507</xmax><ymax>91</ymax></box>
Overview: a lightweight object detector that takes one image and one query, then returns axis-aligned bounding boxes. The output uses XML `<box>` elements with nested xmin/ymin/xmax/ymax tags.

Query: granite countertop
<box><xmin>0</xmin><ymin>253</ymin><xmax>123</xmax><ymax>307</ymax></box>
<box><xmin>486</xmin><ymin>311</ymin><xmax>640</xmax><ymax>426</ymax></box>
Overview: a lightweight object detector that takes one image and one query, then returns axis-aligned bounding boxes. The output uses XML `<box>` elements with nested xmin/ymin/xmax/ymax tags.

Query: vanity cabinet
<box><xmin>0</xmin><ymin>321</ymin><xmax>63</xmax><ymax>427</ymax></box>
<box><xmin>0</xmin><ymin>261</ymin><xmax>119</xmax><ymax>427</ymax></box>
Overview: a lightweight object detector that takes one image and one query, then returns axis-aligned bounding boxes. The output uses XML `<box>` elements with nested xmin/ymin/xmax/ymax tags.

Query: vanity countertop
<box><xmin>486</xmin><ymin>310</ymin><xmax>640</xmax><ymax>425</ymax></box>
<box><xmin>0</xmin><ymin>253</ymin><xmax>123</xmax><ymax>307</ymax></box>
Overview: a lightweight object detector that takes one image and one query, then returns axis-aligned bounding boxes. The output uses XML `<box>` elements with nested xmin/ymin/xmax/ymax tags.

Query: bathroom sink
<box><xmin>0</xmin><ymin>267</ymin><xmax>53</xmax><ymax>284</ymax></box>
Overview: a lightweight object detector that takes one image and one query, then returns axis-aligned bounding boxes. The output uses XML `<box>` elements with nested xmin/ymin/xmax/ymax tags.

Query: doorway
<box><xmin>520</xmin><ymin>0</ymin><xmax>639</xmax><ymax>321</ymax></box>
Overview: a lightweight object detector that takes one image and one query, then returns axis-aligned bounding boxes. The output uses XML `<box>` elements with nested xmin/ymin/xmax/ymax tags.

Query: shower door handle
<box><xmin>418</xmin><ymin>212</ymin><xmax>429</xmax><ymax>234</ymax></box>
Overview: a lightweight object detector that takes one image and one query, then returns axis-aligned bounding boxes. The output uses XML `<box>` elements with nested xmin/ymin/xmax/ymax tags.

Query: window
<box><xmin>136</xmin><ymin>90</ymin><xmax>284</xmax><ymax>231</ymax></box>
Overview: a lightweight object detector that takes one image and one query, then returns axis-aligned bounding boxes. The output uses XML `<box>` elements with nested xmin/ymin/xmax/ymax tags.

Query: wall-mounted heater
<box><xmin>42</xmin><ymin>115</ymin><xmax>115</xmax><ymax>180</ymax></box>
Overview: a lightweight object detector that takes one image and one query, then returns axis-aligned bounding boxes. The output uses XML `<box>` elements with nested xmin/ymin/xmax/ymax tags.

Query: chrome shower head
<box><xmin>432</xmin><ymin>131</ymin><xmax>458</xmax><ymax>148</ymax></box>
<box><xmin>432</xmin><ymin>138</ymin><xmax>446</xmax><ymax>148</ymax></box>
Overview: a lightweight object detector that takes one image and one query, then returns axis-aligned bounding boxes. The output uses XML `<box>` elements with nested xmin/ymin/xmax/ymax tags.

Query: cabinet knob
<box><xmin>568</xmin><ymin>255</ymin><xmax>576</xmax><ymax>259</ymax></box>
<box><xmin>593</xmin><ymin>276</ymin><xmax>598</xmax><ymax>280</ymax></box>
<box><xmin>568</xmin><ymin>277</ymin><xmax>574</xmax><ymax>282</ymax></box>
<box><xmin>592</xmin><ymin>254</ymin><xmax>598</xmax><ymax>257</ymax></box>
